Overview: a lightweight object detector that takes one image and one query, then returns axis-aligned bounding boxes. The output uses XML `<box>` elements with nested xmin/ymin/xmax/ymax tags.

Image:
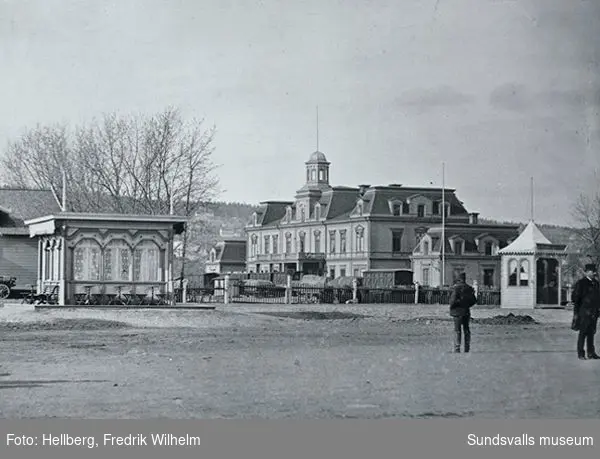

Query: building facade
<box><xmin>0</xmin><ymin>188</ymin><xmax>63</xmax><ymax>290</ymax></box>
<box><xmin>205</xmin><ymin>238</ymin><xmax>247</xmax><ymax>274</ymax></box>
<box><xmin>411</xmin><ymin>221</ymin><xmax>520</xmax><ymax>287</ymax></box>
<box><xmin>245</xmin><ymin>151</ymin><xmax>478</xmax><ymax>278</ymax></box>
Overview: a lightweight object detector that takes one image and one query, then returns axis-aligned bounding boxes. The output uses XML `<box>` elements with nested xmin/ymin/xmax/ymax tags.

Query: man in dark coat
<box><xmin>572</xmin><ymin>264</ymin><xmax>600</xmax><ymax>360</ymax></box>
<box><xmin>449</xmin><ymin>273</ymin><xmax>477</xmax><ymax>353</ymax></box>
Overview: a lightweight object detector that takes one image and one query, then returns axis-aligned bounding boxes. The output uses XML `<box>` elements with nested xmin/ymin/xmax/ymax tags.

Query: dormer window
<box><xmin>388</xmin><ymin>200</ymin><xmax>402</xmax><ymax>216</ymax></box>
<box><xmin>252</xmin><ymin>212</ymin><xmax>258</xmax><ymax>226</ymax></box>
<box><xmin>432</xmin><ymin>201</ymin><xmax>440</xmax><ymax>215</ymax></box>
<box><xmin>484</xmin><ymin>241</ymin><xmax>494</xmax><ymax>256</ymax></box>
<box><xmin>402</xmin><ymin>202</ymin><xmax>410</xmax><ymax>214</ymax></box>
<box><xmin>285</xmin><ymin>207</ymin><xmax>292</xmax><ymax>223</ymax></box>
<box><xmin>210</xmin><ymin>250</ymin><xmax>215</xmax><ymax>262</ymax></box>
<box><xmin>417</xmin><ymin>204</ymin><xmax>425</xmax><ymax>218</ymax></box>
<box><xmin>357</xmin><ymin>201</ymin><xmax>364</xmax><ymax>216</ymax></box>
<box><xmin>454</xmin><ymin>239</ymin><xmax>464</xmax><ymax>255</ymax></box>
<box><xmin>423</xmin><ymin>240</ymin><xmax>430</xmax><ymax>255</ymax></box>
<box><xmin>314</xmin><ymin>203</ymin><xmax>321</xmax><ymax>220</ymax></box>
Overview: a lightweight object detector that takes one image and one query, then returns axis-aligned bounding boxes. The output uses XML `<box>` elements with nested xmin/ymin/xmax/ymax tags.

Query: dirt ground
<box><xmin>1</xmin><ymin>302</ymin><xmax>599</xmax><ymax>419</ymax></box>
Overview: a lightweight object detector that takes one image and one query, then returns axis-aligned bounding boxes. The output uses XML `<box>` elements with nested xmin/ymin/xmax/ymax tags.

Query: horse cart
<box><xmin>0</xmin><ymin>275</ymin><xmax>17</xmax><ymax>299</ymax></box>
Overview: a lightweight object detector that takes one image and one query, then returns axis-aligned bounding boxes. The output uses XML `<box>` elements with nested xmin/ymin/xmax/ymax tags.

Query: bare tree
<box><xmin>1</xmin><ymin>108</ymin><xmax>220</xmax><ymax>285</ymax></box>
<box><xmin>572</xmin><ymin>191</ymin><xmax>600</xmax><ymax>270</ymax></box>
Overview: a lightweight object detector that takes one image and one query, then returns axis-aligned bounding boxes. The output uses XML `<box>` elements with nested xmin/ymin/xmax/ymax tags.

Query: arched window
<box><xmin>519</xmin><ymin>259</ymin><xmax>529</xmax><ymax>286</ymax></box>
<box><xmin>133</xmin><ymin>240</ymin><xmax>161</xmax><ymax>282</ymax></box>
<box><xmin>508</xmin><ymin>259</ymin><xmax>518</xmax><ymax>286</ymax></box>
<box><xmin>423</xmin><ymin>240</ymin><xmax>430</xmax><ymax>255</ymax></box>
<box><xmin>73</xmin><ymin>239</ymin><xmax>102</xmax><ymax>281</ymax></box>
<box><xmin>285</xmin><ymin>233</ymin><xmax>292</xmax><ymax>253</ymax></box>
<box><xmin>251</xmin><ymin>234</ymin><xmax>258</xmax><ymax>256</ymax></box>
<box><xmin>314</xmin><ymin>204</ymin><xmax>321</xmax><ymax>220</ymax></box>
<box><xmin>103</xmin><ymin>239</ymin><xmax>132</xmax><ymax>281</ymax></box>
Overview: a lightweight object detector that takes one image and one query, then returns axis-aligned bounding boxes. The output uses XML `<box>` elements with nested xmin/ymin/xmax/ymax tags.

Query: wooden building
<box><xmin>25</xmin><ymin>212</ymin><xmax>186</xmax><ymax>305</ymax></box>
<box><xmin>498</xmin><ymin>220</ymin><xmax>567</xmax><ymax>309</ymax></box>
<box><xmin>0</xmin><ymin>188</ymin><xmax>62</xmax><ymax>291</ymax></box>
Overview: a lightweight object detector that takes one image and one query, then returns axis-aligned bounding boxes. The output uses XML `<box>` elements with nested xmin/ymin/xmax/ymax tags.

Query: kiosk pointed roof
<box><xmin>499</xmin><ymin>220</ymin><xmax>551</xmax><ymax>253</ymax></box>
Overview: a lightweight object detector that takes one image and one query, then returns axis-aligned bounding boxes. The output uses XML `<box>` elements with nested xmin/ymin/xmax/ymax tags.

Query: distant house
<box><xmin>411</xmin><ymin>220</ymin><xmax>520</xmax><ymax>288</ymax></box>
<box><xmin>0</xmin><ymin>188</ymin><xmax>62</xmax><ymax>290</ymax></box>
<box><xmin>205</xmin><ymin>238</ymin><xmax>247</xmax><ymax>275</ymax></box>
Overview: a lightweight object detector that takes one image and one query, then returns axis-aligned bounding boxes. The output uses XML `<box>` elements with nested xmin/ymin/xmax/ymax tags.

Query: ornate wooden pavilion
<box><xmin>25</xmin><ymin>213</ymin><xmax>187</xmax><ymax>305</ymax></box>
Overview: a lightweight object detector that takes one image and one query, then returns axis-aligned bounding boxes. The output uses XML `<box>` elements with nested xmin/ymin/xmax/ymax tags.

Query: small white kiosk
<box><xmin>499</xmin><ymin>220</ymin><xmax>567</xmax><ymax>309</ymax></box>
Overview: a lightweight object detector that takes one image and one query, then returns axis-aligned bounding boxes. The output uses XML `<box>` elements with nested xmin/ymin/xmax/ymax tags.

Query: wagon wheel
<box><xmin>0</xmin><ymin>283</ymin><xmax>10</xmax><ymax>299</ymax></box>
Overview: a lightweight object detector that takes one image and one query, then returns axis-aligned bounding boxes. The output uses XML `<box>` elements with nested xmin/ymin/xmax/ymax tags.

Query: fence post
<box><xmin>566</xmin><ymin>283</ymin><xmax>572</xmax><ymax>304</ymax></box>
<box><xmin>473</xmin><ymin>280</ymin><xmax>479</xmax><ymax>298</ymax></box>
<box><xmin>414</xmin><ymin>282</ymin><xmax>419</xmax><ymax>304</ymax></box>
<box><xmin>182</xmin><ymin>279</ymin><xmax>188</xmax><ymax>304</ymax></box>
<box><xmin>224</xmin><ymin>275</ymin><xmax>230</xmax><ymax>305</ymax></box>
<box><xmin>286</xmin><ymin>274</ymin><xmax>292</xmax><ymax>304</ymax></box>
<box><xmin>352</xmin><ymin>278</ymin><xmax>358</xmax><ymax>302</ymax></box>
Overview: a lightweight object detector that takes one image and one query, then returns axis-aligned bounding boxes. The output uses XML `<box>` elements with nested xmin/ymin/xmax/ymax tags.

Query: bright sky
<box><xmin>1</xmin><ymin>0</ymin><xmax>599</xmax><ymax>226</ymax></box>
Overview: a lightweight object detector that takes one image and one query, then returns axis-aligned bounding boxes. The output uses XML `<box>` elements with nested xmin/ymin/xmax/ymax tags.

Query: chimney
<box><xmin>469</xmin><ymin>212</ymin><xmax>479</xmax><ymax>225</ymax></box>
<box><xmin>358</xmin><ymin>184</ymin><xmax>370</xmax><ymax>196</ymax></box>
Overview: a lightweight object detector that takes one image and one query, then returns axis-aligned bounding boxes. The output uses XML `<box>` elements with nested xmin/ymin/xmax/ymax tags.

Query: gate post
<box><xmin>286</xmin><ymin>274</ymin><xmax>292</xmax><ymax>304</ymax></box>
<box><xmin>224</xmin><ymin>275</ymin><xmax>230</xmax><ymax>304</ymax></box>
<box><xmin>414</xmin><ymin>282</ymin><xmax>419</xmax><ymax>304</ymax></box>
<box><xmin>352</xmin><ymin>278</ymin><xmax>358</xmax><ymax>303</ymax></box>
<box><xmin>182</xmin><ymin>279</ymin><xmax>188</xmax><ymax>304</ymax></box>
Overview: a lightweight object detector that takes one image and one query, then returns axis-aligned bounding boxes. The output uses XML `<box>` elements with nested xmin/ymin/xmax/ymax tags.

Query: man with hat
<box><xmin>449</xmin><ymin>272</ymin><xmax>477</xmax><ymax>353</ymax></box>
<box><xmin>571</xmin><ymin>263</ymin><xmax>600</xmax><ymax>360</ymax></box>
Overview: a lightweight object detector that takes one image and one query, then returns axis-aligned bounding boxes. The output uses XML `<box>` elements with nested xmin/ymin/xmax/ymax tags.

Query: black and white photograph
<box><xmin>1</xmin><ymin>0</ymin><xmax>600</xmax><ymax>421</ymax></box>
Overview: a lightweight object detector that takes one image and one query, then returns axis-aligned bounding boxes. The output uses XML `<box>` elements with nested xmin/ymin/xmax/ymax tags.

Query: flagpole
<box><xmin>530</xmin><ymin>176</ymin><xmax>534</xmax><ymax>221</ymax></box>
<box><xmin>441</xmin><ymin>162</ymin><xmax>445</xmax><ymax>287</ymax></box>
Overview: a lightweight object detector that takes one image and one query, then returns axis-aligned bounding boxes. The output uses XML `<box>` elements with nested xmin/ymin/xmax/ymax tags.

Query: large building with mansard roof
<box><xmin>245</xmin><ymin>150</ymin><xmax>504</xmax><ymax>279</ymax></box>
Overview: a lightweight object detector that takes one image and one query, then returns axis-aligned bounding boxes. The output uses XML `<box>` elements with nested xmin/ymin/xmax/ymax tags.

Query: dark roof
<box><xmin>0</xmin><ymin>188</ymin><xmax>62</xmax><ymax>227</ymax></box>
<box><xmin>424</xmin><ymin>223</ymin><xmax>519</xmax><ymax>254</ymax></box>
<box><xmin>362</xmin><ymin>186</ymin><xmax>467</xmax><ymax>215</ymax></box>
<box><xmin>214</xmin><ymin>239</ymin><xmax>246</xmax><ymax>262</ymax></box>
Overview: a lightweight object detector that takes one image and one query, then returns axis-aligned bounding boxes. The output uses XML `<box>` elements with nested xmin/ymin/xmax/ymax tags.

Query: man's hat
<box><xmin>584</xmin><ymin>263</ymin><xmax>597</xmax><ymax>273</ymax></box>
<box><xmin>458</xmin><ymin>272</ymin><xmax>466</xmax><ymax>282</ymax></box>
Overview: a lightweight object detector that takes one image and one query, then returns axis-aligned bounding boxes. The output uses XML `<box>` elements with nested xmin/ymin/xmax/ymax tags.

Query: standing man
<box><xmin>449</xmin><ymin>272</ymin><xmax>477</xmax><ymax>353</ymax></box>
<box><xmin>572</xmin><ymin>264</ymin><xmax>600</xmax><ymax>360</ymax></box>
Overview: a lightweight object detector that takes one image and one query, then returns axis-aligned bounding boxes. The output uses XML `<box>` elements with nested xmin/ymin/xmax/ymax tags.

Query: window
<box><xmin>432</xmin><ymin>201</ymin><xmax>440</xmax><ymax>215</ymax></box>
<box><xmin>306</xmin><ymin>169</ymin><xmax>310</xmax><ymax>181</ymax></box>
<box><xmin>314</xmin><ymin>231</ymin><xmax>321</xmax><ymax>253</ymax></box>
<box><xmin>210</xmin><ymin>250</ymin><xmax>215</xmax><ymax>262</ymax></box>
<box><xmin>329</xmin><ymin>230</ymin><xmax>336</xmax><ymax>253</ymax></box>
<box><xmin>285</xmin><ymin>233</ymin><xmax>292</xmax><ymax>253</ymax></box>
<box><xmin>508</xmin><ymin>259</ymin><xmax>518</xmax><ymax>286</ymax></box>
<box><xmin>252</xmin><ymin>213</ymin><xmax>258</xmax><ymax>225</ymax></box>
<box><xmin>133</xmin><ymin>241</ymin><xmax>160</xmax><ymax>282</ymax></box>
<box><xmin>402</xmin><ymin>202</ymin><xmax>410</xmax><ymax>214</ymax></box>
<box><xmin>264</xmin><ymin>236</ymin><xmax>270</xmax><ymax>254</ymax></box>
<box><xmin>423</xmin><ymin>240</ymin><xmax>430</xmax><ymax>255</ymax></box>
<box><xmin>356</xmin><ymin>227</ymin><xmax>364</xmax><ymax>252</ymax></box>
<box><xmin>357</xmin><ymin>202</ymin><xmax>363</xmax><ymax>216</ymax></box>
<box><xmin>392</xmin><ymin>230</ymin><xmax>403</xmax><ymax>253</ymax></box>
<box><xmin>340</xmin><ymin>230</ymin><xmax>347</xmax><ymax>253</ymax></box>
<box><xmin>298</xmin><ymin>232</ymin><xmax>305</xmax><ymax>253</ymax></box>
<box><xmin>251</xmin><ymin>235</ymin><xmax>258</xmax><ymax>257</ymax></box>
<box><xmin>454</xmin><ymin>240</ymin><xmax>463</xmax><ymax>255</ymax></box>
<box><xmin>519</xmin><ymin>260</ymin><xmax>529</xmax><ymax>286</ymax></box>
<box><xmin>353</xmin><ymin>268</ymin><xmax>360</xmax><ymax>277</ymax></box>
<box><xmin>329</xmin><ymin>267</ymin><xmax>336</xmax><ymax>278</ymax></box>
<box><xmin>311</xmin><ymin>169</ymin><xmax>316</xmax><ymax>181</ymax></box>
<box><xmin>443</xmin><ymin>204</ymin><xmax>450</xmax><ymax>217</ymax></box>
<box><xmin>340</xmin><ymin>268</ymin><xmax>346</xmax><ymax>277</ymax></box>
<box><xmin>285</xmin><ymin>207</ymin><xmax>292</xmax><ymax>223</ymax></box>
<box><xmin>300</xmin><ymin>206</ymin><xmax>306</xmax><ymax>222</ymax></box>
<box><xmin>272</xmin><ymin>235</ymin><xmax>278</xmax><ymax>254</ymax></box>
<box><xmin>319</xmin><ymin>169</ymin><xmax>324</xmax><ymax>180</ymax></box>
<box><xmin>417</xmin><ymin>204</ymin><xmax>425</xmax><ymax>218</ymax></box>
<box><xmin>483</xmin><ymin>268</ymin><xmax>494</xmax><ymax>287</ymax></box>
<box><xmin>314</xmin><ymin>204</ymin><xmax>321</xmax><ymax>220</ymax></box>
<box><xmin>422</xmin><ymin>268</ymin><xmax>430</xmax><ymax>286</ymax></box>
<box><xmin>392</xmin><ymin>203</ymin><xmax>401</xmax><ymax>216</ymax></box>
<box><xmin>484</xmin><ymin>241</ymin><xmax>493</xmax><ymax>256</ymax></box>
<box><xmin>73</xmin><ymin>239</ymin><xmax>101</xmax><ymax>281</ymax></box>
<box><xmin>104</xmin><ymin>240</ymin><xmax>132</xmax><ymax>281</ymax></box>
